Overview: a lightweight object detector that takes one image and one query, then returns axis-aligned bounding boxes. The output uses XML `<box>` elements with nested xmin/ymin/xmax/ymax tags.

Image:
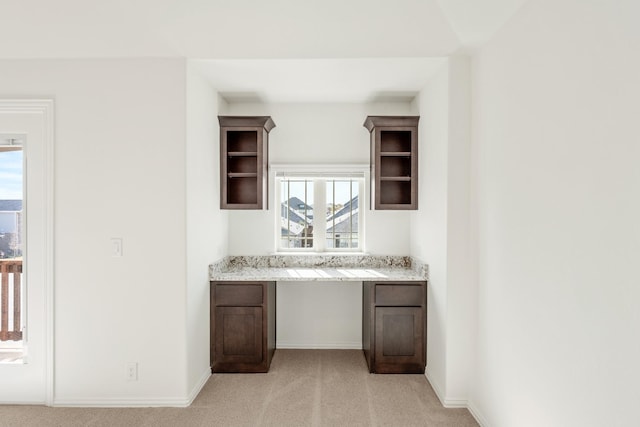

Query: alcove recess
<box><xmin>218</xmin><ymin>116</ymin><xmax>275</xmax><ymax>209</ymax></box>
<box><xmin>363</xmin><ymin>116</ymin><xmax>419</xmax><ymax>210</ymax></box>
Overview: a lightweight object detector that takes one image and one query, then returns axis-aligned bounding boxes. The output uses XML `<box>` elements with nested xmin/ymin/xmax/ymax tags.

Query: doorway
<box><xmin>0</xmin><ymin>100</ymin><xmax>54</xmax><ymax>404</ymax></box>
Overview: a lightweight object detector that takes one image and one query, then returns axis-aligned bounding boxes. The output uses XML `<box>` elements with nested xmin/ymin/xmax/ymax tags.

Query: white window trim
<box><xmin>271</xmin><ymin>164</ymin><xmax>368</xmax><ymax>254</ymax></box>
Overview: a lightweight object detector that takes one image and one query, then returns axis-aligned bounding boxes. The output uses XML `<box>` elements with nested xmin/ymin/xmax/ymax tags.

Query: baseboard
<box><xmin>424</xmin><ymin>370</ymin><xmax>468</xmax><ymax>408</ymax></box>
<box><xmin>276</xmin><ymin>342</ymin><xmax>362</xmax><ymax>350</ymax></box>
<box><xmin>425</xmin><ymin>370</ymin><xmax>446</xmax><ymax>406</ymax></box>
<box><xmin>186</xmin><ymin>367</ymin><xmax>211</xmax><ymax>406</ymax></box>
<box><xmin>53</xmin><ymin>367</ymin><xmax>211</xmax><ymax>408</ymax></box>
<box><xmin>0</xmin><ymin>400</ymin><xmax>45</xmax><ymax>405</ymax></box>
<box><xmin>53</xmin><ymin>397</ymin><xmax>192</xmax><ymax>408</ymax></box>
<box><xmin>467</xmin><ymin>400</ymin><xmax>490</xmax><ymax>427</ymax></box>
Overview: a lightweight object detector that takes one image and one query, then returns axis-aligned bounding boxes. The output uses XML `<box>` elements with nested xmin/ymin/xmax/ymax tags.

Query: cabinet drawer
<box><xmin>375</xmin><ymin>284</ymin><xmax>424</xmax><ymax>306</ymax></box>
<box><xmin>215</xmin><ymin>283</ymin><xmax>264</xmax><ymax>306</ymax></box>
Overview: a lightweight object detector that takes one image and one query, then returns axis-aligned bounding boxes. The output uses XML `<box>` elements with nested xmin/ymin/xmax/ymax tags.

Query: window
<box><xmin>277</xmin><ymin>173</ymin><xmax>364</xmax><ymax>252</ymax></box>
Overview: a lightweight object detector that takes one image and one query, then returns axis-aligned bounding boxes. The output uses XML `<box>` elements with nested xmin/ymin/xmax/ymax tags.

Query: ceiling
<box><xmin>0</xmin><ymin>0</ymin><xmax>530</xmax><ymax>103</ymax></box>
<box><xmin>195</xmin><ymin>58</ymin><xmax>447</xmax><ymax>103</ymax></box>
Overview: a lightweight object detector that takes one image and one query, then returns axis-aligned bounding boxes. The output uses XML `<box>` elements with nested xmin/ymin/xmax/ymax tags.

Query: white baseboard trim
<box><xmin>53</xmin><ymin>397</ymin><xmax>191</xmax><ymax>408</ymax></box>
<box><xmin>425</xmin><ymin>370</ymin><xmax>446</xmax><ymax>405</ymax></box>
<box><xmin>0</xmin><ymin>400</ymin><xmax>45</xmax><ymax>405</ymax></box>
<box><xmin>425</xmin><ymin>371</ymin><xmax>487</xmax><ymax>426</ymax></box>
<box><xmin>442</xmin><ymin>397</ymin><xmax>468</xmax><ymax>408</ymax></box>
<box><xmin>276</xmin><ymin>342</ymin><xmax>362</xmax><ymax>350</ymax></box>
<box><xmin>467</xmin><ymin>400</ymin><xmax>490</xmax><ymax>427</ymax></box>
<box><xmin>424</xmin><ymin>370</ymin><xmax>468</xmax><ymax>408</ymax></box>
<box><xmin>53</xmin><ymin>368</ymin><xmax>212</xmax><ymax>408</ymax></box>
<box><xmin>186</xmin><ymin>367</ymin><xmax>211</xmax><ymax>406</ymax></box>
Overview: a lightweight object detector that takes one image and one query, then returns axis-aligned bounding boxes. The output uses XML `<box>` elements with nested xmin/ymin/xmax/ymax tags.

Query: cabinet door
<box><xmin>215</xmin><ymin>306</ymin><xmax>263</xmax><ymax>365</ymax></box>
<box><xmin>374</xmin><ymin>306</ymin><xmax>424</xmax><ymax>373</ymax></box>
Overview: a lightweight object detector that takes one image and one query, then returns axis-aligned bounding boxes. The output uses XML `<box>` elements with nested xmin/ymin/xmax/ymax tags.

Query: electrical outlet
<box><xmin>126</xmin><ymin>362</ymin><xmax>138</xmax><ymax>381</ymax></box>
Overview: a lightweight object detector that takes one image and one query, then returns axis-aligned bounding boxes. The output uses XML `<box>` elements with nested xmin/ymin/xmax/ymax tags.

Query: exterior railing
<box><xmin>0</xmin><ymin>259</ymin><xmax>22</xmax><ymax>341</ymax></box>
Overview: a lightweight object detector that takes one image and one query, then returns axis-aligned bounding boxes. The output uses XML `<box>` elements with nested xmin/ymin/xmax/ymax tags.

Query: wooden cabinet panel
<box><xmin>374</xmin><ymin>307</ymin><xmax>424</xmax><ymax>373</ymax></box>
<box><xmin>375</xmin><ymin>283</ymin><xmax>424</xmax><ymax>306</ymax></box>
<box><xmin>219</xmin><ymin>116</ymin><xmax>275</xmax><ymax>210</ymax></box>
<box><xmin>210</xmin><ymin>281</ymin><xmax>276</xmax><ymax>373</ymax></box>
<box><xmin>363</xmin><ymin>116</ymin><xmax>419</xmax><ymax>210</ymax></box>
<box><xmin>215</xmin><ymin>306</ymin><xmax>263</xmax><ymax>364</ymax></box>
<box><xmin>215</xmin><ymin>284</ymin><xmax>263</xmax><ymax>306</ymax></box>
<box><xmin>363</xmin><ymin>281</ymin><xmax>427</xmax><ymax>374</ymax></box>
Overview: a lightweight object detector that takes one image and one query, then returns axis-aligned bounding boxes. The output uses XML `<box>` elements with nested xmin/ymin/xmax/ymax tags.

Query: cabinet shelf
<box><xmin>380</xmin><ymin>152</ymin><xmax>411</xmax><ymax>157</ymax></box>
<box><xmin>380</xmin><ymin>176</ymin><xmax>411</xmax><ymax>181</ymax></box>
<box><xmin>228</xmin><ymin>151</ymin><xmax>258</xmax><ymax>157</ymax></box>
<box><xmin>228</xmin><ymin>172</ymin><xmax>258</xmax><ymax>178</ymax></box>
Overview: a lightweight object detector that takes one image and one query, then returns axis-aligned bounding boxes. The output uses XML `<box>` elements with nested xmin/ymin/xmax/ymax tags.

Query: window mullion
<box><xmin>349</xmin><ymin>179</ymin><xmax>353</xmax><ymax>248</ymax></box>
<box><xmin>332</xmin><ymin>180</ymin><xmax>336</xmax><ymax>248</ymax></box>
<box><xmin>314</xmin><ymin>179</ymin><xmax>326</xmax><ymax>252</ymax></box>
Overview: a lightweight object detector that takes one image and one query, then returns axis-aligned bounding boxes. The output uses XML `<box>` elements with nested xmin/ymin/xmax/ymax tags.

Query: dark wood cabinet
<box><xmin>363</xmin><ymin>116</ymin><xmax>419</xmax><ymax>210</ymax></box>
<box><xmin>363</xmin><ymin>281</ymin><xmax>427</xmax><ymax>374</ymax></box>
<box><xmin>210</xmin><ymin>281</ymin><xmax>276</xmax><ymax>373</ymax></box>
<box><xmin>218</xmin><ymin>116</ymin><xmax>275</xmax><ymax>209</ymax></box>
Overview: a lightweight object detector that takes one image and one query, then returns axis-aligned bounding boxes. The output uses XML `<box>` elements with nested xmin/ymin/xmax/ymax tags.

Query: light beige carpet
<box><xmin>0</xmin><ymin>349</ymin><xmax>478</xmax><ymax>426</ymax></box>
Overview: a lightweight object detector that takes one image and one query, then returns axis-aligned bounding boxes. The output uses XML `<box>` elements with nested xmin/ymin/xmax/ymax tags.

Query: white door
<box><xmin>0</xmin><ymin>100</ymin><xmax>54</xmax><ymax>404</ymax></box>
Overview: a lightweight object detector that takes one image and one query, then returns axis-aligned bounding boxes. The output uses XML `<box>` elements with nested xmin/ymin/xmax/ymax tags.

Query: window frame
<box><xmin>273</xmin><ymin>164</ymin><xmax>367</xmax><ymax>254</ymax></box>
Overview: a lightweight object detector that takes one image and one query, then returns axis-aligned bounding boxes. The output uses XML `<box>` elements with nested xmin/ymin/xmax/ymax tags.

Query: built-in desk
<box><xmin>209</xmin><ymin>255</ymin><xmax>428</xmax><ymax>374</ymax></box>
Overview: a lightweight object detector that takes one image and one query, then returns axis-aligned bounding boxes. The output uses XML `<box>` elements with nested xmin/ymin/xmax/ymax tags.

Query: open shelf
<box><xmin>380</xmin><ymin>156</ymin><xmax>411</xmax><ymax>178</ymax></box>
<box><xmin>380</xmin><ymin>130</ymin><xmax>412</xmax><ymax>153</ymax></box>
<box><xmin>228</xmin><ymin>151</ymin><xmax>258</xmax><ymax>157</ymax></box>
<box><xmin>219</xmin><ymin>116</ymin><xmax>275</xmax><ymax>209</ymax></box>
<box><xmin>363</xmin><ymin>116</ymin><xmax>419</xmax><ymax>210</ymax></box>
<box><xmin>227</xmin><ymin>177</ymin><xmax>259</xmax><ymax>205</ymax></box>
<box><xmin>379</xmin><ymin>181</ymin><xmax>413</xmax><ymax>206</ymax></box>
<box><xmin>228</xmin><ymin>173</ymin><xmax>258</xmax><ymax>178</ymax></box>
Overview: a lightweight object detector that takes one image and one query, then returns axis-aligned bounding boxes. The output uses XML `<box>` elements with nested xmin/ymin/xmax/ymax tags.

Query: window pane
<box><xmin>280</xmin><ymin>180</ymin><xmax>314</xmax><ymax>249</ymax></box>
<box><xmin>326</xmin><ymin>180</ymin><xmax>359</xmax><ymax>249</ymax></box>
<box><xmin>0</xmin><ymin>149</ymin><xmax>23</xmax><ymax>259</ymax></box>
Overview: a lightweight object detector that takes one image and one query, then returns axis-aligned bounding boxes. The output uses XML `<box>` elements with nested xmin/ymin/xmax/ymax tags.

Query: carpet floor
<box><xmin>0</xmin><ymin>349</ymin><xmax>478</xmax><ymax>426</ymax></box>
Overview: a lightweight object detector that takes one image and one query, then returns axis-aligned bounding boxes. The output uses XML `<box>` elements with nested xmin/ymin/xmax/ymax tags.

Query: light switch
<box><xmin>111</xmin><ymin>238</ymin><xmax>123</xmax><ymax>257</ymax></box>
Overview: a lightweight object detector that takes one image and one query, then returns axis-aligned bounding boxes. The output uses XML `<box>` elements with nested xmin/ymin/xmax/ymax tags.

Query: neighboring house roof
<box><xmin>327</xmin><ymin>215</ymin><xmax>358</xmax><ymax>234</ymax></box>
<box><xmin>280</xmin><ymin>203</ymin><xmax>308</xmax><ymax>225</ymax></box>
<box><xmin>287</xmin><ymin>196</ymin><xmax>312</xmax><ymax>212</ymax></box>
<box><xmin>326</xmin><ymin>195</ymin><xmax>358</xmax><ymax>223</ymax></box>
<box><xmin>280</xmin><ymin>203</ymin><xmax>312</xmax><ymax>236</ymax></box>
<box><xmin>326</xmin><ymin>195</ymin><xmax>359</xmax><ymax>233</ymax></box>
<box><xmin>0</xmin><ymin>200</ymin><xmax>22</xmax><ymax>212</ymax></box>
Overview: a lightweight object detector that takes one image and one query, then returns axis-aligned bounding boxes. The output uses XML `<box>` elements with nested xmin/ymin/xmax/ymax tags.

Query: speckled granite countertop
<box><xmin>209</xmin><ymin>255</ymin><xmax>428</xmax><ymax>282</ymax></box>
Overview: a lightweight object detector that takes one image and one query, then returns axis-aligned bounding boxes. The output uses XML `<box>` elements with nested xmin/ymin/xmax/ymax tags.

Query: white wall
<box><xmin>411</xmin><ymin>63</ymin><xmax>450</xmax><ymax>399</ymax></box>
<box><xmin>277</xmin><ymin>281</ymin><xmax>362</xmax><ymax>349</ymax></box>
<box><xmin>0</xmin><ymin>59</ymin><xmax>189</xmax><ymax>404</ymax></box>
<box><xmin>470</xmin><ymin>0</ymin><xmax>640</xmax><ymax>425</ymax></box>
<box><xmin>411</xmin><ymin>57</ymin><xmax>474</xmax><ymax>407</ymax></box>
<box><xmin>185</xmin><ymin>64</ymin><xmax>228</xmax><ymax>399</ymax></box>
<box><xmin>445</xmin><ymin>55</ymin><xmax>474</xmax><ymax>404</ymax></box>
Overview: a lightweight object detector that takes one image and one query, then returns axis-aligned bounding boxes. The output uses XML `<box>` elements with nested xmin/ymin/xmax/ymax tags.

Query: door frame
<box><xmin>0</xmin><ymin>99</ymin><xmax>54</xmax><ymax>405</ymax></box>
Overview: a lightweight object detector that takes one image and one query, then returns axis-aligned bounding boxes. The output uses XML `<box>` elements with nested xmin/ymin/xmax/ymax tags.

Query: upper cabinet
<box><xmin>218</xmin><ymin>116</ymin><xmax>276</xmax><ymax>210</ymax></box>
<box><xmin>363</xmin><ymin>116</ymin><xmax>419</xmax><ymax>210</ymax></box>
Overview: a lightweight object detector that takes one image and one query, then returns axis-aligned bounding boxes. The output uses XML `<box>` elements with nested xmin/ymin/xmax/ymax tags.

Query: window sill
<box><xmin>274</xmin><ymin>251</ymin><xmax>368</xmax><ymax>256</ymax></box>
